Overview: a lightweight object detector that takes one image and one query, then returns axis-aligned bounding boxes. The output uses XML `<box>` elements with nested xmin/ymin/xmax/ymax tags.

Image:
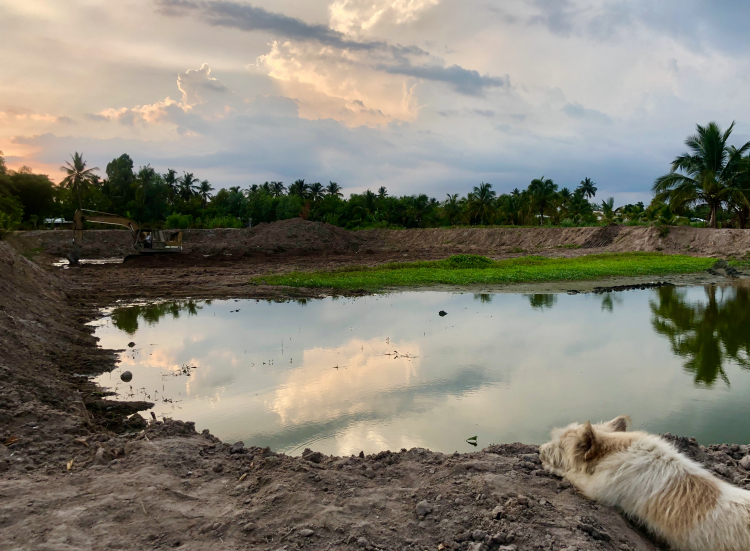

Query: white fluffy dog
<box><xmin>539</xmin><ymin>416</ymin><xmax>750</xmax><ymax>551</ymax></box>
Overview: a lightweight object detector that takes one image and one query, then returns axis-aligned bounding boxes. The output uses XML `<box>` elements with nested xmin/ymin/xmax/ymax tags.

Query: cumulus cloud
<box><xmin>562</xmin><ymin>102</ymin><xmax>612</xmax><ymax>125</ymax></box>
<box><xmin>329</xmin><ymin>0</ymin><xmax>440</xmax><ymax>36</ymax></box>
<box><xmin>177</xmin><ymin>63</ymin><xmax>229</xmax><ymax>105</ymax></box>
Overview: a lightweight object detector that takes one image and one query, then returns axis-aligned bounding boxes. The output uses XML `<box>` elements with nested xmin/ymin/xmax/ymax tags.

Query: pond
<box><xmin>93</xmin><ymin>283</ymin><xmax>750</xmax><ymax>456</ymax></box>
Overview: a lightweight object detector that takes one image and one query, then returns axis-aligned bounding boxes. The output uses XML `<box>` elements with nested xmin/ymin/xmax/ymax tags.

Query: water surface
<box><xmin>94</xmin><ymin>284</ymin><xmax>750</xmax><ymax>455</ymax></box>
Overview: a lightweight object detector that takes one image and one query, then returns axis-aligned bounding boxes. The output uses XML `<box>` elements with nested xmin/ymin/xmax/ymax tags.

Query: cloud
<box><xmin>56</xmin><ymin>116</ymin><xmax>76</xmax><ymax>125</ymax></box>
<box><xmin>177</xmin><ymin>63</ymin><xmax>229</xmax><ymax>105</ymax></box>
<box><xmin>382</xmin><ymin>63</ymin><xmax>509</xmax><ymax>96</ymax></box>
<box><xmin>329</xmin><ymin>0</ymin><xmax>440</xmax><ymax>36</ymax></box>
<box><xmin>85</xmin><ymin>113</ymin><xmax>111</xmax><ymax>122</ymax></box>
<box><xmin>562</xmin><ymin>102</ymin><xmax>612</xmax><ymax>125</ymax></box>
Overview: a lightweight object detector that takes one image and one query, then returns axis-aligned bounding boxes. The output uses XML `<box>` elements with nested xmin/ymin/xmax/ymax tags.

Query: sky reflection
<box><xmin>94</xmin><ymin>286</ymin><xmax>750</xmax><ymax>454</ymax></box>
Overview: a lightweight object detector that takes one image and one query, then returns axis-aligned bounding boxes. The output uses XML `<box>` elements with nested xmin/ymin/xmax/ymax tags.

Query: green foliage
<box><xmin>204</xmin><ymin>216</ymin><xmax>243</xmax><ymax>229</ymax></box>
<box><xmin>251</xmin><ymin>253</ymin><xmax>714</xmax><ymax>290</ymax></box>
<box><xmin>444</xmin><ymin>254</ymin><xmax>496</xmax><ymax>269</ymax></box>
<box><xmin>165</xmin><ymin>213</ymin><xmax>192</xmax><ymax>229</ymax></box>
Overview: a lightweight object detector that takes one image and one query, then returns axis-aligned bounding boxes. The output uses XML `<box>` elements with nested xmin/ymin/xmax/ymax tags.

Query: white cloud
<box><xmin>329</xmin><ymin>0</ymin><xmax>440</xmax><ymax>36</ymax></box>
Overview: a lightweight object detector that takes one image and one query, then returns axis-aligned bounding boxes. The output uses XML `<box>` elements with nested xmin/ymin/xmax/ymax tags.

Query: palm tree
<box><xmin>578</xmin><ymin>177</ymin><xmax>597</xmax><ymax>200</ymax></box>
<box><xmin>326</xmin><ymin>181</ymin><xmax>343</xmax><ymax>198</ymax></box>
<box><xmin>467</xmin><ymin>182</ymin><xmax>496</xmax><ymax>225</ymax></box>
<box><xmin>600</xmin><ymin>197</ymin><xmax>616</xmax><ymax>225</ymax></box>
<box><xmin>364</xmin><ymin>189</ymin><xmax>377</xmax><ymax>212</ymax></box>
<box><xmin>163</xmin><ymin>169</ymin><xmax>178</xmax><ymax>204</ymax></box>
<box><xmin>528</xmin><ymin>176</ymin><xmax>558</xmax><ymax>226</ymax></box>
<box><xmin>309</xmin><ymin>182</ymin><xmax>324</xmax><ymax>203</ymax></box>
<box><xmin>60</xmin><ymin>152</ymin><xmax>99</xmax><ymax>209</ymax></box>
<box><xmin>178</xmin><ymin>172</ymin><xmax>199</xmax><ymax>201</ymax></box>
<box><xmin>559</xmin><ymin>187</ymin><xmax>572</xmax><ymax>207</ymax></box>
<box><xmin>271</xmin><ymin>181</ymin><xmax>286</xmax><ymax>197</ymax></box>
<box><xmin>198</xmin><ymin>180</ymin><xmax>214</xmax><ymax>208</ymax></box>
<box><xmin>377</xmin><ymin>186</ymin><xmax>388</xmax><ymax>199</ymax></box>
<box><xmin>443</xmin><ymin>193</ymin><xmax>463</xmax><ymax>225</ymax></box>
<box><xmin>288</xmin><ymin>179</ymin><xmax>309</xmax><ymax>198</ymax></box>
<box><xmin>653</xmin><ymin>121</ymin><xmax>750</xmax><ymax>228</ymax></box>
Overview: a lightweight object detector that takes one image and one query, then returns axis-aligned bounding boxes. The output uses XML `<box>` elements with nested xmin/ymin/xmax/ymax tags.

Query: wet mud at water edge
<box><xmin>94</xmin><ymin>282</ymin><xmax>750</xmax><ymax>456</ymax></box>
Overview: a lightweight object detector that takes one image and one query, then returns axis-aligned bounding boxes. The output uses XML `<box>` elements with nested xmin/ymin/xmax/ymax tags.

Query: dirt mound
<box><xmin>244</xmin><ymin>218</ymin><xmax>361</xmax><ymax>253</ymax></box>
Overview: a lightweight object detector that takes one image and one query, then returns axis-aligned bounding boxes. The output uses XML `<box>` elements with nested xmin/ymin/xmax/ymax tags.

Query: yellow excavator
<box><xmin>68</xmin><ymin>209</ymin><xmax>183</xmax><ymax>264</ymax></box>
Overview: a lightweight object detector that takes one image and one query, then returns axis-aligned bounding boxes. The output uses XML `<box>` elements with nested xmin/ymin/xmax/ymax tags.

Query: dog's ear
<box><xmin>606</xmin><ymin>415</ymin><xmax>631</xmax><ymax>432</ymax></box>
<box><xmin>576</xmin><ymin>421</ymin><xmax>599</xmax><ymax>462</ymax></box>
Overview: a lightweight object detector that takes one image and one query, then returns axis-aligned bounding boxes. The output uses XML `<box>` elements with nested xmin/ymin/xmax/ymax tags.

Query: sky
<box><xmin>3</xmin><ymin>0</ymin><xmax>750</xmax><ymax>204</ymax></box>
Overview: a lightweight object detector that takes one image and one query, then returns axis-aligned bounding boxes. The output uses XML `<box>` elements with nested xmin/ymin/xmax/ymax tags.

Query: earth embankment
<box><xmin>10</xmin><ymin>219</ymin><xmax>750</xmax><ymax>259</ymax></box>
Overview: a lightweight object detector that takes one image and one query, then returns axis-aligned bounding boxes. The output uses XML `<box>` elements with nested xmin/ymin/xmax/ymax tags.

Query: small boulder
<box><xmin>298</xmin><ymin>529</ymin><xmax>315</xmax><ymax>537</ymax></box>
<box><xmin>740</xmin><ymin>455</ymin><xmax>750</xmax><ymax>470</ymax></box>
<box><xmin>357</xmin><ymin>536</ymin><xmax>369</xmax><ymax>548</ymax></box>
<box><xmin>519</xmin><ymin>453</ymin><xmax>541</xmax><ymax>464</ymax></box>
<box><xmin>230</xmin><ymin>441</ymin><xmax>245</xmax><ymax>454</ymax></box>
<box><xmin>242</xmin><ymin>522</ymin><xmax>255</xmax><ymax>532</ymax></box>
<box><xmin>416</xmin><ymin>500</ymin><xmax>433</xmax><ymax>517</ymax></box>
<box><xmin>213</xmin><ymin>463</ymin><xmax>224</xmax><ymax>473</ymax></box>
<box><xmin>491</xmin><ymin>505</ymin><xmax>505</xmax><ymax>519</ymax></box>
<box><xmin>120</xmin><ymin>371</ymin><xmax>133</xmax><ymax>383</ymax></box>
<box><xmin>94</xmin><ymin>446</ymin><xmax>113</xmax><ymax>465</ymax></box>
<box><xmin>471</xmin><ymin>530</ymin><xmax>486</xmax><ymax>542</ymax></box>
<box><xmin>125</xmin><ymin>412</ymin><xmax>147</xmax><ymax>430</ymax></box>
<box><xmin>303</xmin><ymin>451</ymin><xmax>324</xmax><ymax>464</ymax></box>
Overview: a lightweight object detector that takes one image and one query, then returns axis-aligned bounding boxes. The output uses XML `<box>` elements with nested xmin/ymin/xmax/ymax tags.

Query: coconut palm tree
<box><xmin>288</xmin><ymin>179</ymin><xmax>309</xmax><ymax>198</ymax></box>
<box><xmin>377</xmin><ymin>186</ymin><xmax>388</xmax><ymax>199</ymax></box>
<box><xmin>442</xmin><ymin>193</ymin><xmax>463</xmax><ymax>225</ymax></box>
<box><xmin>578</xmin><ymin>177</ymin><xmax>597</xmax><ymax>199</ymax></box>
<box><xmin>198</xmin><ymin>180</ymin><xmax>214</xmax><ymax>208</ymax></box>
<box><xmin>178</xmin><ymin>172</ymin><xmax>199</xmax><ymax>201</ymax></box>
<box><xmin>467</xmin><ymin>182</ymin><xmax>496</xmax><ymax>225</ymax></box>
<box><xmin>60</xmin><ymin>152</ymin><xmax>99</xmax><ymax>209</ymax></box>
<box><xmin>271</xmin><ymin>181</ymin><xmax>286</xmax><ymax>197</ymax></box>
<box><xmin>325</xmin><ymin>181</ymin><xmax>343</xmax><ymax>198</ymax></box>
<box><xmin>600</xmin><ymin>197</ymin><xmax>616</xmax><ymax>225</ymax></box>
<box><xmin>309</xmin><ymin>182</ymin><xmax>324</xmax><ymax>203</ymax></box>
<box><xmin>529</xmin><ymin>176</ymin><xmax>558</xmax><ymax>226</ymax></box>
<box><xmin>653</xmin><ymin>121</ymin><xmax>750</xmax><ymax>228</ymax></box>
<box><xmin>163</xmin><ymin>169</ymin><xmax>178</xmax><ymax>204</ymax></box>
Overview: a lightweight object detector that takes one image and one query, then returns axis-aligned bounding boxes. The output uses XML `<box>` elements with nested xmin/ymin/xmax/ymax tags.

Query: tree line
<box><xmin>0</xmin><ymin>121</ymin><xmax>748</xmax><ymax>232</ymax></box>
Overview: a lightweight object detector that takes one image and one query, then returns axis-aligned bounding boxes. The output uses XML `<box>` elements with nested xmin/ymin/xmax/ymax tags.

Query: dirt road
<box><xmin>2</xmin><ymin>221</ymin><xmax>750</xmax><ymax>550</ymax></box>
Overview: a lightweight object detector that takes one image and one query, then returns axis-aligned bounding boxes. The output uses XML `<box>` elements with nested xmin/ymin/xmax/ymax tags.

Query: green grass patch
<box><xmin>251</xmin><ymin>252</ymin><xmax>715</xmax><ymax>291</ymax></box>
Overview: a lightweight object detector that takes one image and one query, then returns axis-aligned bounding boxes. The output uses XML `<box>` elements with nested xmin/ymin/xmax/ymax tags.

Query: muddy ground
<box><xmin>3</xmin><ymin>221</ymin><xmax>750</xmax><ymax>551</ymax></box>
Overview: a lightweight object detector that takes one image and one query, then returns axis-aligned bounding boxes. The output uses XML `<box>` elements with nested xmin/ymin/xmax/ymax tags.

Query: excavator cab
<box><xmin>69</xmin><ymin>209</ymin><xmax>182</xmax><ymax>264</ymax></box>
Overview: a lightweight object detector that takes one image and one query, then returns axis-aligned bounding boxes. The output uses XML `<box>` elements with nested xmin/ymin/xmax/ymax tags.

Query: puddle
<box><xmin>93</xmin><ymin>285</ymin><xmax>750</xmax><ymax>455</ymax></box>
<box><xmin>54</xmin><ymin>257</ymin><xmax>124</xmax><ymax>268</ymax></box>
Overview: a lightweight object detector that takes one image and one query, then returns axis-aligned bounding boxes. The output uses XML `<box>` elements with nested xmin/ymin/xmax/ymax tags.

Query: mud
<box><xmin>3</xmin><ymin>220</ymin><xmax>750</xmax><ymax>550</ymax></box>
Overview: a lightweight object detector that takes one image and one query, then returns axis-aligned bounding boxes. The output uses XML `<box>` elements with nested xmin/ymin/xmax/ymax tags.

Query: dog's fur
<box><xmin>540</xmin><ymin>416</ymin><xmax>750</xmax><ymax>551</ymax></box>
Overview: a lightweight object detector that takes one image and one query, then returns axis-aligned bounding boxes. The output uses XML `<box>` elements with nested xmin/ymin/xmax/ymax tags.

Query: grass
<box><xmin>251</xmin><ymin>253</ymin><xmax>715</xmax><ymax>291</ymax></box>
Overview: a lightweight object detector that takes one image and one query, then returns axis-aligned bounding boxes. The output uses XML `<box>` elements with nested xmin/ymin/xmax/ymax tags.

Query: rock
<box><xmin>578</xmin><ymin>524</ymin><xmax>611</xmax><ymax>542</ymax></box>
<box><xmin>213</xmin><ymin>463</ymin><xmax>224</xmax><ymax>473</ymax></box>
<box><xmin>120</xmin><ymin>371</ymin><xmax>133</xmax><ymax>383</ymax></box>
<box><xmin>713</xmin><ymin>464</ymin><xmax>730</xmax><ymax>477</ymax></box>
<box><xmin>94</xmin><ymin>446</ymin><xmax>113</xmax><ymax>465</ymax></box>
<box><xmin>497</xmin><ymin>546</ymin><xmax>517</xmax><ymax>551</ymax></box>
<box><xmin>438</xmin><ymin>310</ymin><xmax>447</xmax><ymax>317</ymax></box>
<box><xmin>126</xmin><ymin>413</ymin><xmax>147</xmax><ymax>430</ymax></box>
<box><xmin>740</xmin><ymin>455</ymin><xmax>750</xmax><ymax>470</ymax></box>
<box><xmin>490</xmin><ymin>532</ymin><xmax>513</xmax><ymax>545</ymax></box>
<box><xmin>519</xmin><ymin>453</ymin><xmax>541</xmax><ymax>464</ymax></box>
<box><xmin>357</xmin><ymin>536</ymin><xmax>369</xmax><ymax>548</ymax></box>
<box><xmin>471</xmin><ymin>530</ymin><xmax>486</xmax><ymax>541</ymax></box>
<box><xmin>491</xmin><ymin>506</ymin><xmax>505</xmax><ymax>519</ymax></box>
<box><xmin>230</xmin><ymin>441</ymin><xmax>245</xmax><ymax>454</ymax></box>
<box><xmin>242</xmin><ymin>522</ymin><xmax>255</xmax><ymax>532</ymax></box>
<box><xmin>304</xmin><ymin>451</ymin><xmax>324</xmax><ymax>464</ymax></box>
<box><xmin>415</xmin><ymin>500</ymin><xmax>433</xmax><ymax>517</ymax></box>
<box><xmin>467</xmin><ymin>543</ymin><xmax>482</xmax><ymax>551</ymax></box>
<box><xmin>359</xmin><ymin>450</ymin><xmax>365</xmax><ymax>458</ymax></box>
<box><xmin>298</xmin><ymin>528</ymin><xmax>315</xmax><ymax>537</ymax></box>
<box><xmin>127</xmin><ymin>342</ymin><xmax>136</xmax><ymax>348</ymax></box>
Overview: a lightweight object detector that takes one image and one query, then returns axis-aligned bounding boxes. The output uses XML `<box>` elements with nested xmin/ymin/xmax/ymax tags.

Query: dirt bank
<box><xmin>3</xmin><ymin>222</ymin><xmax>750</xmax><ymax>550</ymax></box>
<box><xmin>10</xmin><ymin>220</ymin><xmax>750</xmax><ymax>260</ymax></box>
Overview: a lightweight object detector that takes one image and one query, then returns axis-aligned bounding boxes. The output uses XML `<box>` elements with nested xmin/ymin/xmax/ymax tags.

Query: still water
<box><xmin>94</xmin><ymin>284</ymin><xmax>750</xmax><ymax>455</ymax></box>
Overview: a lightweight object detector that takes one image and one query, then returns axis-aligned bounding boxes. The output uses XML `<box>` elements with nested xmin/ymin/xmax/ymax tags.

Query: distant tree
<box><xmin>198</xmin><ymin>180</ymin><xmax>214</xmax><ymax>208</ymax></box>
<box><xmin>309</xmin><ymin>182</ymin><xmax>324</xmax><ymax>203</ymax></box>
<box><xmin>60</xmin><ymin>152</ymin><xmax>99</xmax><ymax>209</ymax></box>
<box><xmin>653</xmin><ymin>121</ymin><xmax>750</xmax><ymax>228</ymax></box>
<box><xmin>378</xmin><ymin>186</ymin><xmax>388</xmax><ymax>199</ymax></box>
<box><xmin>178</xmin><ymin>172</ymin><xmax>199</xmax><ymax>201</ymax></box>
<box><xmin>105</xmin><ymin>154</ymin><xmax>135</xmax><ymax>206</ymax></box>
<box><xmin>271</xmin><ymin>181</ymin><xmax>286</xmax><ymax>197</ymax></box>
<box><xmin>326</xmin><ymin>181</ymin><xmax>343</xmax><ymax>198</ymax></box>
<box><xmin>442</xmin><ymin>193</ymin><xmax>463</xmax><ymax>225</ymax></box>
<box><xmin>578</xmin><ymin>177</ymin><xmax>597</xmax><ymax>200</ymax></box>
<box><xmin>288</xmin><ymin>179</ymin><xmax>310</xmax><ymax>198</ymax></box>
<box><xmin>467</xmin><ymin>182</ymin><xmax>496</xmax><ymax>225</ymax></box>
<box><xmin>528</xmin><ymin>176</ymin><xmax>558</xmax><ymax>225</ymax></box>
<box><xmin>559</xmin><ymin>187</ymin><xmax>572</xmax><ymax>207</ymax></box>
<box><xmin>600</xmin><ymin>197</ymin><xmax>616</xmax><ymax>225</ymax></box>
<box><xmin>163</xmin><ymin>169</ymin><xmax>178</xmax><ymax>204</ymax></box>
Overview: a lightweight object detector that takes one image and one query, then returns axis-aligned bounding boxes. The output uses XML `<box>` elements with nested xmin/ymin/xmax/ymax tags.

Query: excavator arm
<box><xmin>73</xmin><ymin>209</ymin><xmax>140</xmax><ymax>247</ymax></box>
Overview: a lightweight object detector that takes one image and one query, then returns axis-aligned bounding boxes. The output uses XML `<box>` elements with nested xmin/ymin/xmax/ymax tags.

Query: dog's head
<box><xmin>539</xmin><ymin>415</ymin><xmax>630</xmax><ymax>475</ymax></box>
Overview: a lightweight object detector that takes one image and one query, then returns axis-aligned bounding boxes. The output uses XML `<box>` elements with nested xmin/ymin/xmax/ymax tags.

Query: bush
<box><xmin>205</xmin><ymin>216</ymin><xmax>243</xmax><ymax>229</ymax></box>
<box><xmin>165</xmin><ymin>213</ymin><xmax>192</xmax><ymax>229</ymax></box>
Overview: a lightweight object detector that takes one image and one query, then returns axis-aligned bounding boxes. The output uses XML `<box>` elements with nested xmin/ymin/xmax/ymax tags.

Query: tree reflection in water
<box><xmin>650</xmin><ymin>285</ymin><xmax>750</xmax><ymax>386</ymax></box>
<box><xmin>526</xmin><ymin>294</ymin><xmax>557</xmax><ymax>311</ymax></box>
<box><xmin>111</xmin><ymin>300</ymin><xmax>206</xmax><ymax>335</ymax></box>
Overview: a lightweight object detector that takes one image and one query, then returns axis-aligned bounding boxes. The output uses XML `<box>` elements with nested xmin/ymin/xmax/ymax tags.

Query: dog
<box><xmin>539</xmin><ymin>416</ymin><xmax>750</xmax><ymax>551</ymax></box>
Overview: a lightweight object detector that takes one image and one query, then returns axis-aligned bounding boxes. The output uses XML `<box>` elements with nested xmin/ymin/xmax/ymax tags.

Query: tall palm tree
<box><xmin>178</xmin><ymin>172</ymin><xmax>199</xmax><ymax>201</ymax></box>
<box><xmin>60</xmin><ymin>152</ymin><xmax>99</xmax><ymax>209</ymax></box>
<box><xmin>600</xmin><ymin>197</ymin><xmax>616</xmax><ymax>225</ymax></box>
<box><xmin>443</xmin><ymin>193</ymin><xmax>463</xmax><ymax>225</ymax></box>
<box><xmin>467</xmin><ymin>182</ymin><xmax>496</xmax><ymax>225</ymax></box>
<box><xmin>377</xmin><ymin>186</ymin><xmax>388</xmax><ymax>199</ymax></box>
<box><xmin>528</xmin><ymin>176</ymin><xmax>558</xmax><ymax>226</ymax></box>
<box><xmin>163</xmin><ymin>169</ymin><xmax>178</xmax><ymax>204</ymax></box>
<box><xmin>198</xmin><ymin>180</ymin><xmax>214</xmax><ymax>208</ymax></box>
<box><xmin>326</xmin><ymin>181</ymin><xmax>343</xmax><ymax>198</ymax></box>
<box><xmin>578</xmin><ymin>177</ymin><xmax>597</xmax><ymax>200</ymax></box>
<box><xmin>653</xmin><ymin>121</ymin><xmax>750</xmax><ymax>228</ymax></box>
<box><xmin>288</xmin><ymin>179</ymin><xmax>309</xmax><ymax>198</ymax></box>
<box><xmin>309</xmin><ymin>182</ymin><xmax>324</xmax><ymax>203</ymax></box>
<box><xmin>271</xmin><ymin>181</ymin><xmax>286</xmax><ymax>197</ymax></box>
